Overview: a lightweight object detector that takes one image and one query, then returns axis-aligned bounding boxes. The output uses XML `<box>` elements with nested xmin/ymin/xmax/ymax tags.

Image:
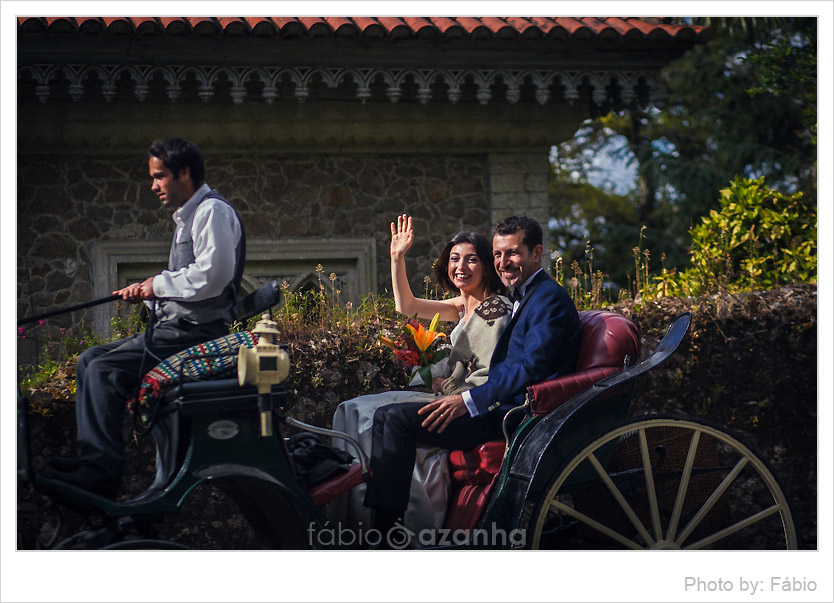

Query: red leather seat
<box><xmin>443</xmin><ymin>440</ymin><xmax>506</xmax><ymax>530</ymax></box>
<box><xmin>527</xmin><ymin>310</ymin><xmax>640</xmax><ymax>416</ymax></box>
<box><xmin>309</xmin><ymin>464</ymin><xmax>369</xmax><ymax>508</ymax></box>
<box><xmin>443</xmin><ymin>310</ymin><xmax>640</xmax><ymax>530</ymax></box>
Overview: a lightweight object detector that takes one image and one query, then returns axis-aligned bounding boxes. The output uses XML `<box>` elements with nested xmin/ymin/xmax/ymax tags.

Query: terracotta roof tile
<box><xmin>402</xmin><ymin>17</ymin><xmax>437</xmax><ymax>36</ymax></box>
<box><xmin>16</xmin><ymin>16</ymin><xmax>710</xmax><ymax>41</ymax></box>
<box><xmin>426</xmin><ymin>16</ymin><xmax>463</xmax><ymax>36</ymax></box>
<box><xmin>503</xmin><ymin>17</ymin><xmax>540</xmax><ymax>37</ymax></box>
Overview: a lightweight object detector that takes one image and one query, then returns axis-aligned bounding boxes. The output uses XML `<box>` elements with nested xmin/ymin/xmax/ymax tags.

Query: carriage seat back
<box><xmin>527</xmin><ymin>310</ymin><xmax>640</xmax><ymax>417</ymax></box>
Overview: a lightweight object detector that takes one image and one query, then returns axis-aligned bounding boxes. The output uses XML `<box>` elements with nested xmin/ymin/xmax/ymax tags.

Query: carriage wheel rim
<box><xmin>530</xmin><ymin>416</ymin><xmax>798</xmax><ymax>550</ymax></box>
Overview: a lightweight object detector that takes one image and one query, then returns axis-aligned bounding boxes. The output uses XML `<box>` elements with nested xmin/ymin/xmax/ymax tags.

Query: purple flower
<box><xmin>17</xmin><ymin>327</ymin><xmax>26</xmax><ymax>338</ymax></box>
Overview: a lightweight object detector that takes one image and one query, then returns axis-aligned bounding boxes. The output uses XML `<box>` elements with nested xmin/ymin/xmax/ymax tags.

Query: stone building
<box><xmin>17</xmin><ymin>16</ymin><xmax>709</xmax><ymax>341</ymax></box>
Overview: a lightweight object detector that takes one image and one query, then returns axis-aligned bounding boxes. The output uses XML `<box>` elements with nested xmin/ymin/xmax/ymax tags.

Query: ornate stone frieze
<box><xmin>18</xmin><ymin>63</ymin><xmax>665</xmax><ymax>107</ymax></box>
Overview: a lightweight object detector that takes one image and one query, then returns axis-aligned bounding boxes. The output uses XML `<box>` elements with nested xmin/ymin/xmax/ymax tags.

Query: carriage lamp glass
<box><xmin>238</xmin><ymin>314</ymin><xmax>290</xmax><ymax>437</ymax></box>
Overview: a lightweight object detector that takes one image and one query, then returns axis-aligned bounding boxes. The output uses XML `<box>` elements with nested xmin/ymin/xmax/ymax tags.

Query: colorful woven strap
<box><xmin>127</xmin><ymin>330</ymin><xmax>258</xmax><ymax>422</ymax></box>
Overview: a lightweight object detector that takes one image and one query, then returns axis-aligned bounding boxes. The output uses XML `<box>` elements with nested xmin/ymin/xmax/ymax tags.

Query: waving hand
<box><xmin>390</xmin><ymin>214</ymin><xmax>414</xmax><ymax>259</ymax></box>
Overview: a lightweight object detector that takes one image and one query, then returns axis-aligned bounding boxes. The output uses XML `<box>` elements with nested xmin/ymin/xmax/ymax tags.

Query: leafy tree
<box><xmin>549</xmin><ymin>17</ymin><xmax>817</xmax><ymax>289</ymax></box>
<box><xmin>658</xmin><ymin>176</ymin><xmax>816</xmax><ymax>296</ymax></box>
<box><xmin>548</xmin><ymin>163</ymin><xmax>640</xmax><ymax>291</ymax></box>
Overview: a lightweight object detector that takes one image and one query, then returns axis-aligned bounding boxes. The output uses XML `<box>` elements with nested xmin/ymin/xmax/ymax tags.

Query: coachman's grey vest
<box><xmin>155</xmin><ymin>189</ymin><xmax>245</xmax><ymax>326</ymax></box>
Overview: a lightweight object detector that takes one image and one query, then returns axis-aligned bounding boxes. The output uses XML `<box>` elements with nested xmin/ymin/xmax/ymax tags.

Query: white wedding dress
<box><xmin>327</xmin><ymin>320</ymin><xmax>465</xmax><ymax>534</ymax></box>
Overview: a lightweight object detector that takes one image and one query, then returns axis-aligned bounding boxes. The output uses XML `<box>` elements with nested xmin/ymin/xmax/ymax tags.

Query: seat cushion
<box><xmin>310</xmin><ymin>463</ymin><xmax>369</xmax><ymax>508</ymax></box>
<box><xmin>574</xmin><ymin>311</ymin><xmax>640</xmax><ymax>372</ymax></box>
<box><xmin>444</xmin><ymin>440</ymin><xmax>505</xmax><ymax>530</ymax></box>
<box><xmin>127</xmin><ymin>330</ymin><xmax>258</xmax><ymax>423</ymax></box>
<box><xmin>448</xmin><ymin>440</ymin><xmax>506</xmax><ymax>485</ymax></box>
<box><xmin>443</xmin><ymin>482</ymin><xmax>499</xmax><ymax>531</ymax></box>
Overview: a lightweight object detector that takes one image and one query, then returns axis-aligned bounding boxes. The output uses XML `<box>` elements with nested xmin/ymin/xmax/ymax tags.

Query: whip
<box><xmin>17</xmin><ymin>294</ymin><xmax>121</xmax><ymax>326</ymax></box>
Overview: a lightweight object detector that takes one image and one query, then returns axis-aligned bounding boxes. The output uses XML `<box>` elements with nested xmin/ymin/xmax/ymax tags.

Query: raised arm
<box><xmin>390</xmin><ymin>214</ymin><xmax>460</xmax><ymax>322</ymax></box>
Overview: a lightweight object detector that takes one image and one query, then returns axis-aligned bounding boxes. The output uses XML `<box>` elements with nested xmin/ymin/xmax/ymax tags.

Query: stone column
<box><xmin>487</xmin><ymin>152</ymin><xmax>550</xmax><ymax>229</ymax></box>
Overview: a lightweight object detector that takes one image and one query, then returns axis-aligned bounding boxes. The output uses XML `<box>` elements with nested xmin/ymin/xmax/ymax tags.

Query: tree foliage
<box><xmin>549</xmin><ymin>17</ymin><xmax>817</xmax><ymax>289</ymax></box>
<box><xmin>667</xmin><ymin>177</ymin><xmax>817</xmax><ymax>296</ymax></box>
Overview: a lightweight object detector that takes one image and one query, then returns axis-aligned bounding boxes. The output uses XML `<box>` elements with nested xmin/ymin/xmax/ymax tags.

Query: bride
<box><xmin>328</xmin><ymin>214</ymin><xmax>511</xmax><ymax>534</ymax></box>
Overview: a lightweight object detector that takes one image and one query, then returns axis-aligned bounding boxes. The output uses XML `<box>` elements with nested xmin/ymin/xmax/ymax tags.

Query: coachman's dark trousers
<box><xmin>363</xmin><ymin>401</ymin><xmax>520</xmax><ymax>515</ymax></box>
<box><xmin>74</xmin><ymin>319</ymin><xmax>227</xmax><ymax>483</ymax></box>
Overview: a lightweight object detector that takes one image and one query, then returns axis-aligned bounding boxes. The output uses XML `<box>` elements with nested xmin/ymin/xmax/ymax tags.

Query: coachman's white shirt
<box><xmin>151</xmin><ymin>183</ymin><xmax>242</xmax><ymax>302</ymax></box>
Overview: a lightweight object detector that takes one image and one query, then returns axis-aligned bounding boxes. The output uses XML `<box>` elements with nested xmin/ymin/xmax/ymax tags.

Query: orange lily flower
<box><xmin>405</xmin><ymin>313</ymin><xmax>446</xmax><ymax>352</ymax></box>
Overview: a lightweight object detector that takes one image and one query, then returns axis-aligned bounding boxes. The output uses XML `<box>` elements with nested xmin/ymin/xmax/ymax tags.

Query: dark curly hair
<box><xmin>148</xmin><ymin>137</ymin><xmax>205</xmax><ymax>186</ymax></box>
<box><xmin>433</xmin><ymin>230</ymin><xmax>504</xmax><ymax>295</ymax></box>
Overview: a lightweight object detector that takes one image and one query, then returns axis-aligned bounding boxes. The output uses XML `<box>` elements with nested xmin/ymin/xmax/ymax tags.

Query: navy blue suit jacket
<box><xmin>468</xmin><ymin>270</ymin><xmax>581</xmax><ymax>416</ymax></box>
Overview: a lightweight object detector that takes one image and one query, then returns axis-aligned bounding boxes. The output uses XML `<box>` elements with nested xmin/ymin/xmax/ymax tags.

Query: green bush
<box><xmin>657</xmin><ymin>177</ymin><xmax>816</xmax><ymax>296</ymax></box>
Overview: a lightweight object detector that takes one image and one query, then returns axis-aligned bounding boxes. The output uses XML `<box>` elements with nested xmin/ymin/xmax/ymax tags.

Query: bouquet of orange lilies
<box><xmin>380</xmin><ymin>313</ymin><xmax>450</xmax><ymax>387</ymax></box>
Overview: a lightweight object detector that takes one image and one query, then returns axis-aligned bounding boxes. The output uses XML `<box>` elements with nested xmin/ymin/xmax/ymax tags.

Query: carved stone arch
<box><xmin>293</xmin><ymin>272</ymin><xmax>324</xmax><ymax>296</ymax></box>
<box><xmin>150</xmin><ymin>64</ymin><xmax>178</xmax><ymax>87</ymax></box>
<box><xmin>335</xmin><ymin>67</ymin><xmax>376</xmax><ymax>102</ymax></box>
<box><xmin>282</xmin><ymin>67</ymin><xmax>309</xmax><ymax>102</ymax></box>
<box><xmin>313</xmin><ymin>67</ymin><xmax>339</xmax><ymax>88</ymax></box>
<box><xmin>18</xmin><ymin>64</ymin><xmax>52</xmax><ymax>102</ymax></box>
<box><xmin>99</xmin><ymin>65</ymin><xmax>121</xmax><ymax>102</ymax></box>
<box><xmin>149</xmin><ymin>64</ymin><xmax>183</xmax><ymax>102</ymax></box>
<box><xmin>217</xmin><ymin>67</ymin><xmax>250</xmax><ymax>105</ymax></box>
<box><xmin>242</xmin><ymin>66</ymin><xmax>277</xmax><ymax>103</ymax></box>
<box><xmin>206</xmin><ymin>65</ymin><xmax>248</xmax><ymax>104</ymax></box>
<box><xmin>559</xmin><ymin>71</ymin><xmax>588</xmax><ymax>104</ymax></box>
<box><xmin>125</xmin><ymin>65</ymin><xmax>155</xmax><ymax>102</ymax></box>
<box><xmin>583</xmin><ymin>71</ymin><xmax>611</xmax><ymax>106</ymax></box>
<box><xmin>525</xmin><ymin>69</ymin><xmax>552</xmax><ymax>105</ymax></box>
<box><xmin>436</xmin><ymin>69</ymin><xmax>467</xmax><ymax>103</ymax></box>
<box><xmin>80</xmin><ymin>64</ymin><xmax>115</xmax><ymax>101</ymax></box>
<box><xmin>470</xmin><ymin>69</ymin><xmax>497</xmax><ymax>105</ymax></box>
<box><xmin>611</xmin><ymin>71</ymin><xmax>638</xmax><ymax>106</ymax></box>
<box><xmin>399</xmin><ymin>69</ymin><xmax>432</xmax><ymax>104</ymax></box>
<box><xmin>175</xmin><ymin>65</ymin><xmax>212</xmax><ymax>102</ymax></box>
<box><xmin>378</xmin><ymin>68</ymin><xmax>411</xmax><ymax>102</ymax></box>
<box><xmin>496</xmin><ymin>69</ymin><xmax>527</xmax><ymax>104</ymax></box>
<box><xmin>514</xmin><ymin>68</ymin><xmax>550</xmax><ymax>104</ymax></box>
<box><xmin>17</xmin><ymin>64</ymin><xmax>45</xmax><ymax>84</ymax></box>
<box><xmin>52</xmin><ymin>64</ymin><xmax>89</xmax><ymax>101</ymax></box>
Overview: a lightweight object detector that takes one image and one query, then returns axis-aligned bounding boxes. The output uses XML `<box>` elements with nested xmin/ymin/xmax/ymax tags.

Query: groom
<box><xmin>364</xmin><ymin>215</ymin><xmax>582</xmax><ymax>533</ymax></box>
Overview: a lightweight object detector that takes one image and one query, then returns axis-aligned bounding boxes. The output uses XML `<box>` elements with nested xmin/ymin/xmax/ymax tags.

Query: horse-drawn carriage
<box><xmin>17</xmin><ymin>282</ymin><xmax>798</xmax><ymax>550</ymax></box>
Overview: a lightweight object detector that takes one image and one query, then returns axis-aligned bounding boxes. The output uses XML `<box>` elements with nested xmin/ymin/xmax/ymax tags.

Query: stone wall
<box><xmin>17</xmin><ymin>152</ymin><xmax>491</xmax><ymax>342</ymax></box>
<box><xmin>488</xmin><ymin>153</ymin><xmax>550</xmax><ymax>228</ymax></box>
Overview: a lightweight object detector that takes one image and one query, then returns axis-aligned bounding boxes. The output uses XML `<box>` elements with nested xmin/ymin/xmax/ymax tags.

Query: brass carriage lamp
<box><xmin>238</xmin><ymin>314</ymin><xmax>290</xmax><ymax>437</ymax></box>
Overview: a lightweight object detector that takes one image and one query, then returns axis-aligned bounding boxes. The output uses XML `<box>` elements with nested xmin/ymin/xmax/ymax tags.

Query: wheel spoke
<box><xmin>675</xmin><ymin>456</ymin><xmax>748</xmax><ymax>546</ymax></box>
<box><xmin>587</xmin><ymin>451</ymin><xmax>656</xmax><ymax>547</ymax></box>
<box><xmin>638</xmin><ymin>428</ymin><xmax>663</xmax><ymax>542</ymax></box>
<box><xmin>665</xmin><ymin>429</ymin><xmax>700</xmax><ymax>542</ymax></box>
<box><xmin>683</xmin><ymin>504</ymin><xmax>784</xmax><ymax>550</ymax></box>
<box><xmin>530</xmin><ymin>416</ymin><xmax>798</xmax><ymax>550</ymax></box>
<box><xmin>548</xmin><ymin>498</ymin><xmax>645</xmax><ymax>550</ymax></box>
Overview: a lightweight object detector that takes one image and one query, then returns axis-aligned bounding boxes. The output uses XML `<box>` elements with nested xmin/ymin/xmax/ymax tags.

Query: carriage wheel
<box><xmin>530</xmin><ymin>415</ymin><xmax>799</xmax><ymax>550</ymax></box>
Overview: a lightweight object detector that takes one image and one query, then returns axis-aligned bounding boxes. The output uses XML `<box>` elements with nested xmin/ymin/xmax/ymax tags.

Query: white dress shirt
<box><xmin>151</xmin><ymin>183</ymin><xmax>242</xmax><ymax>302</ymax></box>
